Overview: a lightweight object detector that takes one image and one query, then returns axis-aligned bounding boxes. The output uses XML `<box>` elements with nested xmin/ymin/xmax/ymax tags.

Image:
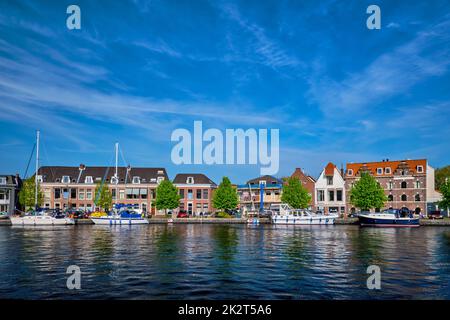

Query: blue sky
<box><xmin>0</xmin><ymin>0</ymin><xmax>449</xmax><ymax>183</ymax></box>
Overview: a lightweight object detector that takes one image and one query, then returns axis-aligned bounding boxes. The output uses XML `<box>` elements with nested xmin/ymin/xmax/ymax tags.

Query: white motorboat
<box><xmin>270</xmin><ymin>203</ymin><xmax>338</xmax><ymax>225</ymax></box>
<box><xmin>10</xmin><ymin>211</ymin><xmax>74</xmax><ymax>226</ymax></box>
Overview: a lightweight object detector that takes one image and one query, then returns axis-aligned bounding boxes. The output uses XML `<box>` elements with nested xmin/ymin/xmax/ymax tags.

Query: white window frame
<box><xmin>417</xmin><ymin>165</ymin><xmax>424</xmax><ymax>173</ymax></box>
<box><xmin>132</xmin><ymin>176</ymin><xmax>141</xmax><ymax>184</ymax></box>
<box><xmin>157</xmin><ymin>177</ymin><xmax>164</xmax><ymax>184</ymax></box>
<box><xmin>85</xmin><ymin>176</ymin><xmax>93</xmax><ymax>184</ymax></box>
<box><xmin>0</xmin><ymin>177</ymin><xmax>6</xmax><ymax>185</ymax></box>
<box><xmin>62</xmin><ymin>176</ymin><xmax>70</xmax><ymax>184</ymax></box>
<box><xmin>385</xmin><ymin>167</ymin><xmax>391</xmax><ymax>174</ymax></box>
<box><xmin>376</xmin><ymin>168</ymin><xmax>383</xmax><ymax>175</ymax></box>
<box><xmin>36</xmin><ymin>175</ymin><xmax>43</xmax><ymax>183</ymax></box>
<box><xmin>111</xmin><ymin>176</ymin><xmax>119</xmax><ymax>185</ymax></box>
<box><xmin>186</xmin><ymin>177</ymin><xmax>194</xmax><ymax>184</ymax></box>
<box><xmin>347</xmin><ymin>169</ymin><xmax>353</xmax><ymax>176</ymax></box>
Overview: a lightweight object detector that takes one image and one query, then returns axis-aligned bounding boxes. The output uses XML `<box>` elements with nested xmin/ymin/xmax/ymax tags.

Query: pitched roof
<box><xmin>290</xmin><ymin>168</ymin><xmax>316</xmax><ymax>182</ymax></box>
<box><xmin>173</xmin><ymin>173</ymin><xmax>216</xmax><ymax>185</ymax></box>
<box><xmin>0</xmin><ymin>174</ymin><xmax>22</xmax><ymax>186</ymax></box>
<box><xmin>246</xmin><ymin>175</ymin><xmax>283</xmax><ymax>185</ymax></box>
<box><xmin>37</xmin><ymin>166</ymin><xmax>168</xmax><ymax>184</ymax></box>
<box><xmin>346</xmin><ymin>159</ymin><xmax>427</xmax><ymax>177</ymax></box>
<box><xmin>324</xmin><ymin>162</ymin><xmax>336</xmax><ymax>176</ymax></box>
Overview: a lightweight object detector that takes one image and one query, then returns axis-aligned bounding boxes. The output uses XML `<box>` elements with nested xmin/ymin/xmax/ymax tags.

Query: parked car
<box><xmin>177</xmin><ymin>210</ymin><xmax>188</xmax><ymax>218</ymax></box>
<box><xmin>428</xmin><ymin>210</ymin><xmax>444</xmax><ymax>219</ymax></box>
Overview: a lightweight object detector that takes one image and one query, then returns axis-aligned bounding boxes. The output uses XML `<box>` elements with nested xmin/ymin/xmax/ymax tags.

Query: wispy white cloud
<box><xmin>307</xmin><ymin>18</ymin><xmax>450</xmax><ymax>114</ymax></box>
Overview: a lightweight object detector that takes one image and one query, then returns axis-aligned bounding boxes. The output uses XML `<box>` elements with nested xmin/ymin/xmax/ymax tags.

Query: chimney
<box><xmin>340</xmin><ymin>164</ymin><xmax>344</xmax><ymax>177</ymax></box>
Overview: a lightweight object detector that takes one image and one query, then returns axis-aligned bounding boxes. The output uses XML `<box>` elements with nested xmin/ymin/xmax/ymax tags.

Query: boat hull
<box><xmin>271</xmin><ymin>215</ymin><xmax>338</xmax><ymax>225</ymax></box>
<box><xmin>91</xmin><ymin>217</ymin><xmax>149</xmax><ymax>225</ymax></box>
<box><xmin>10</xmin><ymin>216</ymin><xmax>75</xmax><ymax>226</ymax></box>
<box><xmin>358</xmin><ymin>215</ymin><xmax>420</xmax><ymax>227</ymax></box>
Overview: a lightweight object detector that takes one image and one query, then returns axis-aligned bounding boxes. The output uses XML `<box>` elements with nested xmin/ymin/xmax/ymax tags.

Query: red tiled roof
<box><xmin>346</xmin><ymin>159</ymin><xmax>427</xmax><ymax>176</ymax></box>
<box><xmin>324</xmin><ymin>162</ymin><xmax>336</xmax><ymax>176</ymax></box>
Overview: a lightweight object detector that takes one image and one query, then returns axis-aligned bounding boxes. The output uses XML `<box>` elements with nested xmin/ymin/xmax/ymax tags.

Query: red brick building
<box><xmin>345</xmin><ymin>159</ymin><xmax>434</xmax><ymax>215</ymax></box>
<box><xmin>37</xmin><ymin>165</ymin><xmax>168</xmax><ymax>215</ymax></box>
<box><xmin>173</xmin><ymin>173</ymin><xmax>216</xmax><ymax>215</ymax></box>
<box><xmin>290</xmin><ymin>168</ymin><xmax>316</xmax><ymax>210</ymax></box>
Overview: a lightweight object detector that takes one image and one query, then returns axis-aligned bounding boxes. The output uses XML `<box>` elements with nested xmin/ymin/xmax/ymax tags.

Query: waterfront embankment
<box><xmin>1</xmin><ymin>217</ymin><xmax>450</xmax><ymax>226</ymax></box>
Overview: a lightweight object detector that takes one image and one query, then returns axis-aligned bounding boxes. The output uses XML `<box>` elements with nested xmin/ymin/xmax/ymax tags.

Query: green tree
<box><xmin>154</xmin><ymin>180</ymin><xmax>180</xmax><ymax>214</ymax></box>
<box><xmin>436</xmin><ymin>165</ymin><xmax>450</xmax><ymax>191</ymax></box>
<box><xmin>349</xmin><ymin>172</ymin><xmax>387</xmax><ymax>211</ymax></box>
<box><xmin>281</xmin><ymin>176</ymin><xmax>312</xmax><ymax>209</ymax></box>
<box><xmin>18</xmin><ymin>176</ymin><xmax>44</xmax><ymax>210</ymax></box>
<box><xmin>213</xmin><ymin>177</ymin><xmax>238</xmax><ymax>211</ymax></box>
<box><xmin>439</xmin><ymin>180</ymin><xmax>450</xmax><ymax>212</ymax></box>
<box><xmin>94</xmin><ymin>182</ymin><xmax>112</xmax><ymax>211</ymax></box>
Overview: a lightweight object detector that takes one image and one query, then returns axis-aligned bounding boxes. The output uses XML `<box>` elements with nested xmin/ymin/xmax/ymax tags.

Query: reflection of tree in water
<box><xmin>284</xmin><ymin>231</ymin><xmax>311</xmax><ymax>272</ymax></box>
<box><xmin>155</xmin><ymin>226</ymin><xmax>183</xmax><ymax>278</ymax></box>
<box><xmin>91</xmin><ymin>229</ymin><xmax>114</xmax><ymax>278</ymax></box>
<box><xmin>212</xmin><ymin>226</ymin><xmax>238</xmax><ymax>271</ymax></box>
<box><xmin>350</xmin><ymin>229</ymin><xmax>385</xmax><ymax>264</ymax></box>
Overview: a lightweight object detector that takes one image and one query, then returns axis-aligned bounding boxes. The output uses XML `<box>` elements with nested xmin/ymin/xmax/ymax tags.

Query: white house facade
<box><xmin>315</xmin><ymin>162</ymin><xmax>346</xmax><ymax>215</ymax></box>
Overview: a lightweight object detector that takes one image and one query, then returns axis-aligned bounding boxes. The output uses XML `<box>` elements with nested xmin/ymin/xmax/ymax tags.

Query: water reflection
<box><xmin>1</xmin><ymin>225</ymin><xmax>450</xmax><ymax>299</ymax></box>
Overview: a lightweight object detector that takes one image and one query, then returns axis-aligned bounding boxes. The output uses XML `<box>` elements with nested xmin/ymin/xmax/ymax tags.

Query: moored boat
<box><xmin>90</xmin><ymin>208</ymin><xmax>148</xmax><ymax>225</ymax></box>
<box><xmin>358</xmin><ymin>209</ymin><xmax>420</xmax><ymax>227</ymax></box>
<box><xmin>10</xmin><ymin>210</ymin><xmax>74</xmax><ymax>226</ymax></box>
<box><xmin>270</xmin><ymin>203</ymin><xmax>338</xmax><ymax>225</ymax></box>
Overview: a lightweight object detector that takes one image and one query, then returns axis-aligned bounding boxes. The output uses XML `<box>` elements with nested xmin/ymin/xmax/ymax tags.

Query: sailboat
<box><xmin>10</xmin><ymin>131</ymin><xmax>75</xmax><ymax>226</ymax></box>
<box><xmin>90</xmin><ymin>143</ymin><xmax>149</xmax><ymax>225</ymax></box>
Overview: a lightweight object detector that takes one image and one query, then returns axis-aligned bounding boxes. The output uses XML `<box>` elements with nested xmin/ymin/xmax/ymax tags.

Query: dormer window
<box><xmin>376</xmin><ymin>168</ymin><xmax>383</xmax><ymax>175</ymax></box>
<box><xmin>259</xmin><ymin>180</ymin><xmax>267</xmax><ymax>186</ymax></box>
<box><xmin>111</xmin><ymin>176</ymin><xmax>118</xmax><ymax>184</ymax></box>
<box><xmin>85</xmin><ymin>176</ymin><xmax>93</xmax><ymax>184</ymax></box>
<box><xmin>0</xmin><ymin>177</ymin><xmax>6</xmax><ymax>185</ymax></box>
<box><xmin>61</xmin><ymin>176</ymin><xmax>70</xmax><ymax>184</ymax></box>
<box><xmin>385</xmin><ymin>167</ymin><xmax>391</xmax><ymax>174</ymax></box>
<box><xmin>187</xmin><ymin>177</ymin><xmax>194</xmax><ymax>184</ymax></box>
<box><xmin>37</xmin><ymin>175</ymin><xmax>43</xmax><ymax>183</ymax></box>
<box><xmin>157</xmin><ymin>177</ymin><xmax>164</xmax><ymax>184</ymax></box>
<box><xmin>347</xmin><ymin>169</ymin><xmax>353</xmax><ymax>176</ymax></box>
<box><xmin>417</xmin><ymin>165</ymin><xmax>424</xmax><ymax>173</ymax></box>
<box><xmin>132</xmin><ymin>176</ymin><xmax>140</xmax><ymax>184</ymax></box>
<box><xmin>157</xmin><ymin>170</ymin><xmax>164</xmax><ymax>174</ymax></box>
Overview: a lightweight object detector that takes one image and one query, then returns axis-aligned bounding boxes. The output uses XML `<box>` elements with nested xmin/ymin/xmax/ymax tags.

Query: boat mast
<box><xmin>34</xmin><ymin>130</ymin><xmax>40</xmax><ymax>210</ymax></box>
<box><xmin>115</xmin><ymin>142</ymin><xmax>118</xmax><ymax>206</ymax></box>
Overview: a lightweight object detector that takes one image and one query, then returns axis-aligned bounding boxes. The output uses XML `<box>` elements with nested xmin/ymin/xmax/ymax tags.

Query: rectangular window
<box><xmin>70</xmin><ymin>188</ymin><xmax>77</xmax><ymax>199</ymax></box>
<box><xmin>86</xmin><ymin>189</ymin><xmax>92</xmax><ymax>200</ymax></box>
<box><xmin>140</xmin><ymin>188</ymin><xmax>148</xmax><ymax>199</ymax></box>
<box><xmin>119</xmin><ymin>190</ymin><xmax>125</xmax><ymax>200</ymax></box>
<box><xmin>179</xmin><ymin>189</ymin><xmax>185</xmax><ymax>199</ymax></box>
<box><xmin>337</xmin><ymin>190</ymin><xmax>343</xmax><ymax>201</ymax></box>
<box><xmin>0</xmin><ymin>177</ymin><xmax>6</xmax><ymax>184</ymax></box>
<box><xmin>203</xmin><ymin>189</ymin><xmax>208</xmax><ymax>199</ymax></box>
<box><xmin>126</xmin><ymin>188</ymin><xmax>133</xmax><ymax>199</ymax></box>
<box><xmin>317</xmin><ymin>190</ymin><xmax>325</xmax><ymax>202</ymax></box>
<box><xmin>111</xmin><ymin>189</ymin><xmax>116</xmax><ymax>200</ymax></box>
<box><xmin>85</xmin><ymin>176</ymin><xmax>93</xmax><ymax>184</ymax></box>
<box><xmin>62</xmin><ymin>188</ymin><xmax>69</xmax><ymax>199</ymax></box>
<box><xmin>326</xmin><ymin>176</ymin><xmax>333</xmax><ymax>185</ymax></box>
<box><xmin>376</xmin><ymin>168</ymin><xmax>383</xmax><ymax>175</ymax></box>
<box><xmin>417</xmin><ymin>166</ymin><xmax>424</xmax><ymax>173</ymax></box>
<box><xmin>196</xmin><ymin>189</ymin><xmax>202</xmax><ymax>199</ymax></box>
<box><xmin>54</xmin><ymin>188</ymin><xmax>61</xmax><ymax>199</ymax></box>
<box><xmin>329</xmin><ymin>190</ymin><xmax>335</xmax><ymax>201</ymax></box>
<box><xmin>79</xmin><ymin>189</ymin><xmax>85</xmax><ymax>200</ymax></box>
<box><xmin>388</xmin><ymin>182</ymin><xmax>393</xmax><ymax>190</ymax></box>
<box><xmin>203</xmin><ymin>204</ymin><xmax>208</xmax><ymax>210</ymax></box>
<box><xmin>187</xmin><ymin>189</ymin><xmax>193</xmax><ymax>200</ymax></box>
<box><xmin>62</xmin><ymin>176</ymin><xmax>70</xmax><ymax>184</ymax></box>
<box><xmin>416</xmin><ymin>181</ymin><xmax>420</xmax><ymax>189</ymax></box>
<box><xmin>385</xmin><ymin>167</ymin><xmax>391</xmax><ymax>174</ymax></box>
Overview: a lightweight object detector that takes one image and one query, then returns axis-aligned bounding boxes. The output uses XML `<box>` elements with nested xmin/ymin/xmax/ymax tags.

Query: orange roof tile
<box><xmin>346</xmin><ymin>159</ymin><xmax>427</xmax><ymax>177</ymax></box>
<box><xmin>324</xmin><ymin>162</ymin><xmax>336</xmax><ymax>176</ymax></box>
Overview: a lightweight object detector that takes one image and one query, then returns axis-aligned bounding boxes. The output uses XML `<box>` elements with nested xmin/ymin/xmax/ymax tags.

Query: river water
<box><xmin>0</xmin><ymin>224</ymin><xmax>449</xmax><ymax>299</ymax></box>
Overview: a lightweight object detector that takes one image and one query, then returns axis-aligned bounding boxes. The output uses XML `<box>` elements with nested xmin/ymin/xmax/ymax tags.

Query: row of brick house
<box><xmin>1</xmin><ymin>158</ymin><xmax>445</xmax><ymax>216</ymax></box>
<box><xmin>236</xmin><ymin>159</ymin><xmax>443</xmax><ymax>216</ymax></box>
